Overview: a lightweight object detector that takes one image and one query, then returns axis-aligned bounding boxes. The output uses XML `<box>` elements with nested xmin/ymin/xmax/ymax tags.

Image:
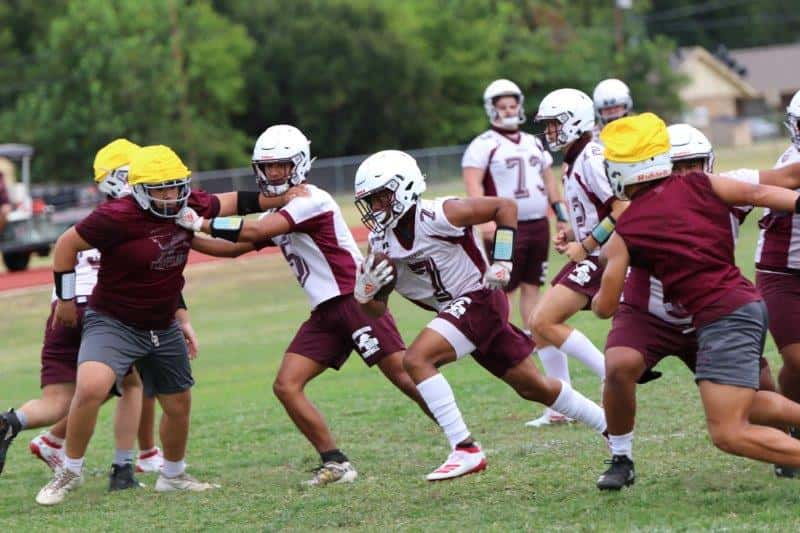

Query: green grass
<box><xmin>1</xmin><ymin>139</ymin><xmax>798</xmax><ymax>531</ymax></box>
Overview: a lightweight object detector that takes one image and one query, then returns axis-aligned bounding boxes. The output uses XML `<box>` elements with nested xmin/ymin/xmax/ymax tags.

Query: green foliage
<box><xmin>0</xmin><ymin>0</ymin><xmax>254</xmax><ymax>181</ymax></box>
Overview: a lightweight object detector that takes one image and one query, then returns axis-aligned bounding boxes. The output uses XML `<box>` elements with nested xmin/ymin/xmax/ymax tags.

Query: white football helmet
<box><xmin>354</xmin><ymin>150</ymin><xmax>426</xmax><ymax>234</ymax></box>
<box><xmin>785</xmin><ymin>90</ymin><xmax>800</xmax><ymax>148</ymax></box>
<box><xmin>483</xmin><ymin>79</ymin><xmax>526</xmax><ymax>129</ymax></box>
<box><xmin>667</xmin><ymin>123</ymin><xmax>714</xmax><ymax>172</ymax></box>
<box><xmin>98</xmin><ymin>166</ymin><xmax>131</xmax><ymax>199</ymax></box>
<box><xmin>252</xmin><ymin>125</ymin><xmax>312</xmax><ymax>196</ymax></box>
<box><xmin>593</xmin><ymin>78</ymin><xmax>633</xmax><ymax>126</ymax></box>
<box><xmin>535</xmin><ymin>88</ymin><xmax>595</xmax><ymax>151</ymax></box>
<box><xmin>605</xmin><ymin>152</ymin><xmax>673</xmax><ymax>201</ymax></box>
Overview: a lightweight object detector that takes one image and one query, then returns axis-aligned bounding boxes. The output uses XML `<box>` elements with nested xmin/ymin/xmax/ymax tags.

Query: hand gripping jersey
<box><xmin>274</xmin><ymin>185</ymin><xmax>362</xmax><ymax>310</ymax></box>
<box><xmin>461</xmin><ymin>129</ymin><xmax>554</xmax><ymax>221</ymax></box>
<box><xmin>50</xmin><ymin>248</ymin><xmax>102</xmax><ymax>302</ymax></box>
<box><xmin>755</xmin><ymin>145</ymin><xmax>800</xmax><ymax>273</ymax></box>
<box><xmin>623</xmin><ymin>168</ymin><xmax>760</xmax><ymax>326</ymax></box>
<box><xmin>561</xmin><ymin>136</ymin><xmax>614</xmax><ymax>256</ymax></box>
<box><xmin>368</xmin><ymin>198</ymin><xmax>487</xmax><ymax>312</ymax></box>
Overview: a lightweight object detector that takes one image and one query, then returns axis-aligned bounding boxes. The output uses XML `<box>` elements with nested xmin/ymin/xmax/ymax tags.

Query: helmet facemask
<box><xmin>598</xmin><ymin>103</ymin><xmax>629</xmax><ymax>126</ymax></box>
<box><xmin>784</xmin><ymin>113</ymin><xmax>800</xmax><ymax>149</ymax></box>
<box><xmin>489</xmin><ymin>94</ymin><xmax>526</xmax><ymax>130</ymax></box>
<box><xmin>97</xmin><ymin>166</ymin><xmax>131</xmax><ymax>199</ymax></box>
<box><xmin>355</xmin><ymin>178</ymin><xmax>409</xmax><ymax>234</ymax></box>
<box><xmin>253</xmin><ymin>155</ymin><xmax>306</xmax><ymax>197</ymax></box>
<box><xmin>132</xmin><ymin>178</ymin><xmax>192</xmax><ymax>218</ymax></box>
<box><xmin>538</xmin><ymin>114</ymin><xmax>573</xmax><ymax>151</ymax></box>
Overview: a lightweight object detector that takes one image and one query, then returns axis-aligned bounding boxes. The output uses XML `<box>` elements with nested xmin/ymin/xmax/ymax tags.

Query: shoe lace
<box><xmin>48</xmin><ymin>468</ymin><xmax>77</xmax><ymax>490</ymax></box>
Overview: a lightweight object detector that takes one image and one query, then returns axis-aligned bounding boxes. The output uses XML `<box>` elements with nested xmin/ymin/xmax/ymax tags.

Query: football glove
<box><xmin>483</xmin><ymin>261</ymin><xmax>513</xmax><ymax>290</ymax></box>
<box><xmin>354</xmin><ymin>254</ymin><xmax>395</xmax><ymax>304</ymax></box>
<box><xmin>176</xmin><ymin>206</ymin><xmax>204</xmax><ymax>232</ymax></box>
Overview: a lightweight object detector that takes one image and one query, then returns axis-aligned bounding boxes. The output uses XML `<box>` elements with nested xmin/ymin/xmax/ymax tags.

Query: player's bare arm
<box><xmin>442</xmin><ymin>196</ymin><xmax>518</xmax><ymax>229</ymax></box>
<box><xmin>176</xmin><ymin>209</ymin><xmax>291</xmax><ymax>244</ymax></box>
<box><xmin>190</xmin><ymin>235</ymin><xmax>257</xmax><ymax>258</ymax></box>
<box><xmin>709</xmin><ymin>174</ymin><xmax>800</xmax><ymax>212</ymax></box>
<box><xmin>757</xmin><ymin>162</ymin><xmax>800</xmax><ymax>190</ymax></box>
<box><xmin>213</xmin><ymin>185</ymin><xmax>310</xmax><ymax>217</ymax></box>
<box><xmin>52</xmin><ymin>227</ymin><xmax>94</xmax><ymax>328</ymax></box>
<box><xmin>463</xmin><ymin>166</ymin><xmax>497</xmax><ymax>240</ymax></box>
<box><xmin>591</xmin><ymin>232</ymin><xmax>629</xmax><ymax>319</ymax></box>
<box><xmin>542</xmin><ymin>166</ymin><xmax>570</xmax><ymax>233</ymax></box>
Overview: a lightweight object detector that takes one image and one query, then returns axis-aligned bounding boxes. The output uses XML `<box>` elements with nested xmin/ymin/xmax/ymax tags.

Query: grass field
<box><xmin>2</xmin><ymin>140</ymin><xmax>799</xmax><ymax>531</ymax></box>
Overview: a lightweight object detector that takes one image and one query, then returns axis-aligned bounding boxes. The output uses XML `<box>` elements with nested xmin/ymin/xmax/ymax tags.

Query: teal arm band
<box><xmin>551</xmin><ymin>201</ymin><xmax>568</xmax><ymax>223</ymax></box>
<box><xmin>492</xmin><ymin>226</ymin><xmax>516</xmax><ymax>262</ymax></box>
<box><xmin>210</xmin><ymin>217</ymin><xmax>244</xmax><ymax>242</ymax></box>
<box><xmin>590</xmin><ymin>215</ymin><xmax>616</xmax><ymax>245</ymax></box>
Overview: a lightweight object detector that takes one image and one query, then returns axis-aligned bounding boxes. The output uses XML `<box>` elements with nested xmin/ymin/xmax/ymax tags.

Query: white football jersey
<box><xmin>368</xmin><ymin>198</ymin><xmax>487</xmax><ymax>312</ymax></box>
<box><xmin>562</xmin><ymin>140</ymin><xmax>614</xmax><ymax>256</ymax></box>
<box><xmin>625</xmin><ymin>168</ymin><xmax>759</xmax><ymax>326</ymax></box>
<box><xmin>51</xmin><ymin>248</ymin><xmax>101</xmax><ymax>302</ymax></box>
<box><xmin>276</xmin><ymin>185</ymin><xmax>362</xmax><ymax>310</ymax></box>
<box><xmin>755</xmin><ymin>145</ymin><xmax>800</xmax><ymax>271</ymax></box>
<box><xmin>462</xmin><ymin>129</ymin><xmax>554</xmax><ymax>221</ymax></box>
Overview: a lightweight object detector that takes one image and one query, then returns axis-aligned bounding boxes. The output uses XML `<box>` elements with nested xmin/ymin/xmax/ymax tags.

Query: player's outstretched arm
<box><xmin>214</xmin><ymin>186</ymin><xmax>311</xmax><ymax>217</ymax></box>
<box><xmin>190</xmin><ymin>235</ymin><xmax>257</xmax><ymax>258</ymax></box>
<box><xmin>177</xmin><ymin>209</ymin><xmax>291</xmax><ymax>244</ymax></box>
<box><xmin>709</xmin><ymin>174</ymin><xmax>800</xmax><ymax>212</ymax></box>
<box><xmin>442</xmin><ymin>196</ymin><xmax>518</xmax><ymax>229</ymax></box>
<box><xmin>757</xmin><ymin>162</ymin><xmax>800</xmax><ymax>190</ymax></box>
<box><xmin>591</xmin><ymin>232</ymin><xmax>629</xmax><ymax>319</ymax></box>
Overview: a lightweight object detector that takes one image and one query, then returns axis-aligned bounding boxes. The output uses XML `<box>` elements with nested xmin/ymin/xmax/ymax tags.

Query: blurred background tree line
<box><xmin>0</xmin><ymin>0</ymin><xmax>792</xmax><ymax>182</ymax></box>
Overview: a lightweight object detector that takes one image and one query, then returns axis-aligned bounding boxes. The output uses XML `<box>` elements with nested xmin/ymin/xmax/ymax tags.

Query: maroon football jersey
<box><xmin>75</xmin><ymin>192</ymin><xmax>220</xmax><ymax>329</ymax></box>
<box><xmin>615</xmin><ymin>172</ymin><xmax>760</xmax><ymax>328</ymax></box>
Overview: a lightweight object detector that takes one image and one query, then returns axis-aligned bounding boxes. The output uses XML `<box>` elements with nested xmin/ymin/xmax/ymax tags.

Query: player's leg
<box><xmin>404</xmin><ymin>324</ymin><xmax>485</xmax><ymax>481</ymax></box>
<box><xmin>135</xmin><ymin>395</ymin><xmax>163</xmax><ymax>473</ymax></box>
<box><xmin>109</xmin><ymin>370</ymin><xmax>144</xmax><ymax>491</ymax></box>
<box><xmin>149</xmin><ymin>323</ymin><xmax>217</xmax><ymax>493</ymax></box>
<box><xmin>375</xmin><ymin>352</ymin><xmax>434</xmax><ymax>420</ymax></box>
<box><xmin>530</xmin><ymin>282</ymin><xmax>605</xmax><ymax>379</ymax></box>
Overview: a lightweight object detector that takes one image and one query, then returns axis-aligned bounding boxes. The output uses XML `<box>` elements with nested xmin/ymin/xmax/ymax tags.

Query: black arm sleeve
<box><xmin>237</xmin><ymin>191</ymin><xmax>262</xmax><ymax>215</ymax></box>
<box><xmin>177</xmin><ymin>292</ymin><xmax>188</xmax><ymax>310</ymax></box>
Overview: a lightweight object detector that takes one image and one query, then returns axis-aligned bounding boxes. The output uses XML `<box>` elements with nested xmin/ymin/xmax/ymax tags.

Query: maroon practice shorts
<box><xmin>551</xmin><ymin>256</ymin><xmax>604</xmax><ymax>308</ymax></box>
<box><xmin>431</xmin><ymin>288</ymin><xmax>534</xmax><ymax>377</ymax></box>
<box><xmin>41</xmin><ymin>299</ymin><xmax>88</xmax><ymax>387</ymax></box>
<box><xmin>487</xmin><ymin>218</ymin><xmax>549</xmax><ymax>292</ymax></box>
<box><xmin>287</xmin><ymin>295</ymin><xmax>406</xmax><ymax>370</ymax></box>
<box><xmin>605</xmin><ymin>303</ymin><xmax>697</xmax><ymax>372</ymax></box>
<box><xmin>756</xmin><ymin>271</ymin><xmax>800</xmax><ymax>349</ymax></box>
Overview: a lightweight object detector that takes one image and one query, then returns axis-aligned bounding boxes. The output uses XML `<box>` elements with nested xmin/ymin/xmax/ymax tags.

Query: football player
<box><xmin>350</xmin><ymin>150</ymin><xmax>606</xmax><ymax>481</ymax></box>
<box><xmin>462</xmin><ymin>78</ymin><xmax>568</xmax><ymax>356</ymax></box>
<box><xmin>592</xmin><ymin>78</ymin><xmax>633</xmax><ymax>128</ymax></box>
<box><xmin>595</xmin><ymin>113</ymin><xmax>800</xmax><ymax>483</ymax></box>
<box><xmin>525</xmin><ymin>89</ymin><xmax>627</xmax><ymax>427</ymax></box>
<box><xmin>755</xmin><ymin>90</ymin><xmax>800</xmax><ymax>475</ymax></box>
<box><xmin>176</xmin><ymin>125</ymin><xmax>431</xmax><ymax>487</ymax></box>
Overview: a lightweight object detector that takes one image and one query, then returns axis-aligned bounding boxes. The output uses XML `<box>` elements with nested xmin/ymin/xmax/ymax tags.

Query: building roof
<box><xmin>730</xmin><ymin>43</ymin><xmax>800</xmax><ymax>94</ymax></box>
<box><xmin>673</xmin><ymin>46</ymin><xmax>760</xmax><ymax>98</ymax></box>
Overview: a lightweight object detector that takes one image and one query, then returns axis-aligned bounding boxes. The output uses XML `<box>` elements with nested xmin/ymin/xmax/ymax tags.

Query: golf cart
<box><xmin>0</xmin><ymin>144</ymin><xmax>69</xmax><ymax>271</ymax></box>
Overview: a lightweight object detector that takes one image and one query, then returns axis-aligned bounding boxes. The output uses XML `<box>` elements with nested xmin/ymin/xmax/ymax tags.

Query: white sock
<box><xmin>162</xmin><ymin>458</ymin><xmax>186</xmax><ymax>478</ymax></box>
<box><xmin>609</xmin><ymin>431</ymin><xmax>634</xmax><ymax>460</ymax></box>
<box><xmin>416</xmin><ymin>373</ymin><xmax>470</xmax><ymax>449</ymax></box>
<box><xmin>64</xmin><ymin>455</ymin><xmax>84</xmax><ymax>475</ymax></box>
<box><xmin>44</xmin><ymin>431</ymin><xmax>65</xmax><ymax>446</ymax></box>
<box><xmin>549</xmin><ymin>380</ymin><xmax>606</xmax><ymax>433</ymax></box>
<box><xmin>559</xmin><ymin>329</ymin><xmax>606</xmax><ymax>379</ymax></box>
<box><xmin>537</xmin><ymin>346</ymin><xmax>572</xmax><ymax>418</ymax></box>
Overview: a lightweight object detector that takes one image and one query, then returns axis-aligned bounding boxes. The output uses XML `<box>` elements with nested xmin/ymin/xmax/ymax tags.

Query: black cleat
<box><xmin>109</xmin><ymin>463</ymin><xmax>143</xmax><ymax>491</ymax></box>
<box><xmin>0</xmin><ymin>409</ymin><xmax>22</xmax><ymax>476</ymax></box>
<box><xmin>597</xmin><ymin>454</ymin><xmax>635</xmax><ymax>490</ymax></box>
<box><xmin>774</xmin><ymin>427</ymin><xmax>800</xmax><ymax>478</ymax></box>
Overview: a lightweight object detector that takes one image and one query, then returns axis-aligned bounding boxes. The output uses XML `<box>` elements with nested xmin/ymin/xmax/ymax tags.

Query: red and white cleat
<box><xmin>136</xmin><ymin>447</ymin><xmax>164</xmax><ymax>473</ymax></box>
<box><xmin>426</xmin><ymin>443</ymin><xmax>487</xmax><ymax>481</ymax></box>
<box><xmin>29</xmin><ymin>435</ymin><xmax>64</xmax><ymax>472</ymax></box>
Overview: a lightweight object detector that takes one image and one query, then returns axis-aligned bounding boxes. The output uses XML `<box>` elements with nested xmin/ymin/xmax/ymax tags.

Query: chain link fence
<box><xmin>192</xmin><ymin>145</ymin><xmax>468</xmax><ymax>194</ymax></box>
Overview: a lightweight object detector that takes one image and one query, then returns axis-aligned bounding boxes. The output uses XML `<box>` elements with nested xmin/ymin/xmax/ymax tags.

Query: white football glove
<box><xmin>483</xmin><ymin>261</ymin><xmax>513</xmax><ymax>290</ymax></box>
<box><xmin>176</xmin><ymin>206</ymin><xmax>204</xmax><ymax>232</ymax></box>
<box><xmin>354</xmin><ymin>254</ymin><xmax>395</xmax><ymax>304</ymax></box>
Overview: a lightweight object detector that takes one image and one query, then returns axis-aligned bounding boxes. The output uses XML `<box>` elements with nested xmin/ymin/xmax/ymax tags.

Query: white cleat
<box><xmin>136</xmin><ymin>447</ymin><xmax>164</xmax><ymax>473</ymax></box>
<box><xmin>155</xmin><ymin>471</ymin><xmax>220</xmax><ymax>492</ymax></box>
<box><xmin>303</xmin><ymin>461</ymin><xmax>358</xmax><ymax>487</ymax></box>
<box><xmin>426</xmin><ymin>443</ymin><xmax>487</xmax><ymax>481</ymax></box>
<box><xmin>35</xmin><ymin>468</ymin><xmax>84</xmax><ymax>506</ymax></box>
<box><xmin>525</xmin><ymin>411</ymin><xmax>574</xmax><ymax>428</ymax></box>
<box><xmin>29</xmin><ymin>435</ymin><xmax>65</xmax><ymax>472</ymax></box>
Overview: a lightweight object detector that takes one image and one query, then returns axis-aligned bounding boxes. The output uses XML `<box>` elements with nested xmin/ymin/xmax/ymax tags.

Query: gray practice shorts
<box><xmin>78</xmin><ymin>308</ymin><xmax>193</xmax><ymax>397</ymax></box>
<box><xmin>695</xmin><ymin>301</ymin><xmax>768</xmax><ymax>390</ymax></box>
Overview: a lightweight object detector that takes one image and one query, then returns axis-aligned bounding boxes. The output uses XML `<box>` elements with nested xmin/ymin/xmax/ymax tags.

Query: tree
<box><xmin>0</xmin><ymin>0</ymin><xmax>254</xmax><ymax>181</ymax></box>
